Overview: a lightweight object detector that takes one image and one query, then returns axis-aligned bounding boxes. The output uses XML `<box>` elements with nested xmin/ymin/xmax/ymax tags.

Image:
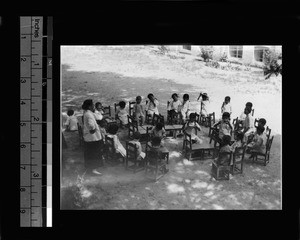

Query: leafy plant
<box><xmin>200</xmin><ymin>46</ymin><xmax>214</xmax><ymax>62</ymax></box>
<box><xmin>219</xmin><ymin>52</ymin><xmax>228</xmax><ymax>62</ymax></box>
<box><xmin>263</xmin><ymin>49</ymin><xmax>282</xmax><ymax>79</ymax></box>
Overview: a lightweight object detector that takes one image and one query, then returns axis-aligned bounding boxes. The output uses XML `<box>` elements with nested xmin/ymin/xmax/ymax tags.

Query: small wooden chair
<box><xmin>251</xmin><ymin>135</ymin><xmax>274</xmax><ymax>166</ymax></box>
<box><xmin>102</xmin><ymin>106</ymin><xmax>112</xmax><ymax>118</ymax></box>
<box><xmin>128</xmin><ymin>115</ymin><xmax>138</xmax><ymax>139</ymax></box>
<box><xmin>105</xmin><ymin>135</ymin><xmax>125</xmax><ymax>165</ymax></box>
<box><xmin>125</xmin><ymin>141</ymin><xmax>145</xmax><ymax>173</ymax></box>
<box><xmin>145</xmin><ymin>148</ymin><xmax>168</xmax><ymax>181</ymax></box>
<box><xmin>129</xmin><ymin>101</ymin><xmax>136</xmax><ymax>116</ymax></box>
<box><xmin>251</xmin><ymin>108</ymin><xmax>255</xmax><ymax>116</ymax></box>
<box><xmin>211</xmin><ymin>151</ymin><xmax>232</xmax><ymax>180</ymax></box>
<box><xmin>232</xmin><ymin>144</ymin><xmax>246</xmax><ymax>175</ymax></box>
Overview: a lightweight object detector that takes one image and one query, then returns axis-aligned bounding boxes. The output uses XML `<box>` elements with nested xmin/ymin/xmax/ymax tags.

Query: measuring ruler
<box><xmin>20</xmin><ymin>16</ymin><xmax>52</xmax><ymax>227</ymax></box>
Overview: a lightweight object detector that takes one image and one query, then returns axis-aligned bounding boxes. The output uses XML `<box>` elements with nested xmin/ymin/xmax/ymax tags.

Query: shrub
<box><xmin>263</xmin><ymin>49</ymin><xmax>282</xmax><ymax>79</ymax></box>
<box><xmin>200</xmin><ymin>46</ymin><xmax>214</xmax><ymax>62</ymax></box>
<box><xmin>219</xmin><ymin>52</ymin><xmax>228</xmax><ymax>62</ymax></box>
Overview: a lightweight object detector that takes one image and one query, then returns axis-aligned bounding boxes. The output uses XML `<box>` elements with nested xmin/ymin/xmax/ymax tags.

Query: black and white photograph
<box><xmin>60</xmin><ymin>45</ymin><xmax>282</xmax><ymax>210</ymax></box>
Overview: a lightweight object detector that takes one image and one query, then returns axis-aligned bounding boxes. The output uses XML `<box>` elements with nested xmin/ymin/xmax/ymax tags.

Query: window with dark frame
<box><xmin>183</xmin><ymin>45</ymin><xmax>191</xmax><ymax>50</ymax></box>
<box><xmin>254</xmin><ymin>46</ymin><xmax>269</xmax><ymax>62</ymax></box>
<box><xmin>229</xmin><ymin>46</ymin><xmax>243</xmax><ymax>58</ymax></box>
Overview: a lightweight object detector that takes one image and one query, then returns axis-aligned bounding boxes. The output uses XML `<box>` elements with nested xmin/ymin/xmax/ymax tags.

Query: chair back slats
<box><xmin>266</xmin><ymin>135</ymin><xmax>274</xmax><ymax>152</ymax></box>
<box><xmin>129</xmin><ymin>101</ymin><xmax>136</xmax><ymax>116</ymax></box>
<box><xmin>102</xmin><ymin>106</ymin><xmax>111</xmax><ymax>117</ymax></box>
<box><xmin>126</xmin><ymin>141</ymin><xmax>138</xmax><ymax>160</ymax></box>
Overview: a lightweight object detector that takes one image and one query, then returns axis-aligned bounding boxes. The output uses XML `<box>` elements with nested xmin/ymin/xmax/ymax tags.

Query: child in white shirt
<box><xmin>129</xmin><ymin>131</ymin><xmax>146</xmax><ymax>161</ymax></box>
<box><xmin>145</xmin><ymin>93</ymin><xmax>159</xmax><ymax>116</ymax></box>
<box><xmin>183</xmin><ymin>113</ymin><xmax>203</xmax><ymax>144</ymax></box>
<box><xmin>64</xmin><ymin>109</ymin><xmax>78</xmax><ymax>131</ymax></box>
<box><xmin>94</xmin><ymin>102</ymin><xmax>104</xmax><ymax>122</ymax></box>
<box><xmin>221</xmin><ymin>96</ymin><xmax>232</xmax><ymax>116</ymax></box>
<box><xmin>107</xmin><ymin>123</ymin><xmax>126</xmax><ymax>157</ymax></box>
<box><xmin>197</xmin><ymin>92</ymin><xmax>210</xmax><ymax>117</ymax></box>
<box><xmin>116</xmin><ymin>101</ymin><xmax>129</xmax><ymax>126</ymax></box>
<box><xmin>180</xmin><ymin>93</ymin><xmax>191</xmax><ymax>122</ymax></box>
<box><xmin>133</xmin><ymin>96</ymin><xmax>145</xmax><ymax>126</ymax></box>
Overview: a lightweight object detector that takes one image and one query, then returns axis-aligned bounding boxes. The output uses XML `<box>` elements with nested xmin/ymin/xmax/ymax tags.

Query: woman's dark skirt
<box><xmin>83</xmin><ymin>140</ymin><xmax>103</xmax><ymax>171</ymax></box>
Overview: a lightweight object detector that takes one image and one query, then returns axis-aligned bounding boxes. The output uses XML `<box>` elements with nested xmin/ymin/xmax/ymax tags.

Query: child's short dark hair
<box><xmin>136</xmin><ymin>96</ymin><xmax>142</xmax><ymax>101</ymax></box>
<box><xmin>222</xmin><ymin>112</ymin><xmax>230</xmax><ymax>119</ymax></box>
<box><xmin>156</xmin><ymin>122</ymin><xmax>163</xmax><ymax>130</ymax></box>
<box><xmin>236</xmin><ymin>132</ymin><xmax>244</xmax><ymax>141</ymax></box>
<box><xmin>171</xmin><ymin>93</ymin><xmax>178</xmax><ymax>99</ymax></box>
<box><xmin>222</xmin><ymin>135</ymin><xmax>231</xmax><ymax>145</ymax></box>
<box><xmin>246</xmin><ymin>102</ymin><xmax>253</xmax><ymax>109</ymax></box>
<box><xmin>183</xmin><ymin>94</ymin><xmax>189</xmax><ymax>100</ymax></box>
<box><xmin>258</xmin><ymin>118</ymin><xmax>266</xmax><ymax>126</ymax></box>
<box><xmin>189</xmin><ymin>112</ymin><xmax>196</xmax><ymax>120</ymax></box>
<box><xmin>148</xmin><ymin>93</ymin><xmax>154</xmax><ymax>99</ymax></box>
<box><xmin>98</xmin><ymin>119</ymin><xmax>107</xmax><ymax>128</ymax></box>
<box><xmin>244</xmin><ymin>107</ymin><xmax>251</xmax><ymax>114</ymax></box>
<box><xmin>107</xmin><ymin>123</ymin><xmax>119</xmax><ymax>135</ymax></box>
<box><xmin>132</xmin><ymin>131</ymin><xmax>141</xmax><ymax>140</ymax></box>
<box><xmin>225</xmin><ymin>96</ymin><xmax>231</xmax><ymax>101</ymax></box>
<box><xmin>201</xmin><ymin>93</ymin><xmax>209</xmax><ymax>101</ymax></box>
<box><xmin>119</xmin><ymin>101</ymin><xmax>126</xmax><ymax>109</ymax></box>
<box><xmin>67</xmin><ymin>109</ymin><xmax>74</xmax><ymax>116</ymax></box>
<box><xmin>257</xmin><ymin>126</ymin><xmax>265</xmax><ymax>134</ymax></box>
<box><xmin>151</xmin><ymin>136</ymin><xmax>161</xmax><ymax>147</ymax></box>
<box><xmin>95</xmin><ymin>102</ymin><xmax>102</xmax><ymax>108</ymax></box>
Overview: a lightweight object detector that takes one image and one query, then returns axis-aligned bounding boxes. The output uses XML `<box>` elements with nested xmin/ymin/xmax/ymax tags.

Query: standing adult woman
<box><xmin>82</xmin><ymin>99</ymin><xmax>103</xmax><ymax>175</ymax></box>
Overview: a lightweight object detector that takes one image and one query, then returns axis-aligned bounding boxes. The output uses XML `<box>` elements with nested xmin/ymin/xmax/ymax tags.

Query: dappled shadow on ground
<box><xmin>62</xmin><ymin>124</ymin><xmax>281</xmax><ymax>210</ymax></box>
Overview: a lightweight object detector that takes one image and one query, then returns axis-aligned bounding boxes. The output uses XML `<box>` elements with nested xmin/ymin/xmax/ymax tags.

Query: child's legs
<box><xmin>191</xmin><ymin>134</ymin><xmax>203</xmax><ymax>144</ymax></box>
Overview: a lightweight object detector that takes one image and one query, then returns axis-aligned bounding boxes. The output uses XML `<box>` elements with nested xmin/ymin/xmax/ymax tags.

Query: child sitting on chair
<box><xmin>213</xmin><ymin>112</ymin><xmax>233</xmax><ymax>143</ymax></box>
<box><xmin>216</xmin><ymin>135</ymin><xmax>232</xmax><ymax>166</ymax></box>
<box><xmin>180</xmin><ymin>93</ymin><xmax>191</xmax><ymax>122</ymax></box>
<box><xmin>107</xmin><ymin>123</ymin><xmax>126</xmax><ymax>158</ymax></box>
<box><xmin>197</xmin><ymin>92</ymin><xmax>210</xmax><ymax>117</ymax></box>
<box><xmin>248</xmin><ymin>118</ymin><xmax>267</xmax><ymax>143</ymax></box>
<box><xmin>147</xmin><ymin>136</ymin><xmax>169</xmax><ymax>173</ymax></box>
<box><xmin>116</xmin><ymin>101</ymin><xmax>129</xmax><ymax>127</ymax></box>
<box><xmin>239</xmin><ymin>102</ymin><xmax>253</xmax><ymax>122</ymax></box>
<box><xmin>183</xmin><ymin>113</ymin><xmax>203</xmax><ymax>144</ymax></box>
<box><xmin>64</xmin><ymin>109</ymin><xmax>78</xmax><ymax>131</ymax></box>
<box><xmin>94</xmin><ymin>102</ymin><xmax>104</xmax><ymax>122</ymax></box>
<box><xmin>247</xmin><ymin>125</ymin><xmax>267</xmax><ymax>156</ymax></box>
<box><xmin>145</xmin><ymin>93</ymin><xmax>159</xmax><ymax>116</ymax></box>
<box><xmin>129</xmin><ymin>131</ymin><xmax>146</xmax><ymax>161</ymax></box>
<box><xmin>150</xmin><ymin>122</ymin><xmax>166</xmax><ymax>140</ymax></box>
<box><xmin>167</xmin><ymin>93</ymin><xmax>182</xmax><ymax>121</ymax></box>
<box><xmin>133</xmin><ymin>96</ymin><xmax>145</xmax><ymax>126</ymax></box>
<box><xmin>98</xmin><ymin>119</ymin><xmax>107</xmax><ymax>142</ymax></box>
<box><xmin>221</xmin><ymin>96</ymin><xmax>232</xmax><ymax>116</ymax></box>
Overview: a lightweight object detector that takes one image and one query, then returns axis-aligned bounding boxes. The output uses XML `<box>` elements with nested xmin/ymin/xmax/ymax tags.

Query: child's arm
<box><xmin>212</xmin><ymin>121</ymin><xmax>221</xmax><ymax>128</ymax></box>
<box><xmin>195</xmin><ymin>122</ymin><xmax>202</xmax><ymax>132</ymax></box>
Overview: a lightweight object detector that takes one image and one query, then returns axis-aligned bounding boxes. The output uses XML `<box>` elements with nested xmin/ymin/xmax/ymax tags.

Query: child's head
<box><xmin>189</xmin><ymin>113</ymin><xmax>197</xmax><ymax>122</ymax></box>
<box><xmin>148</xmin><ymin>93</ymin><xmax>154</xmax><ymax>101</ymax></box>
<box><xmin>98</xmin><ymin>119</ymin><xmax>107</xmax><ymax>128</ymax></box>
<box><xmin>171</xmin><ymin>93</ymin><xmax>179</xmax><ymax>101</ymax></box>
<box><xmin>222</xmin><ymin>112</ymin><xmax>230</xmax><ymax>122</ymax></box>
<box><xmin>256</xmin><ymin>125</ymin><xmax>265</xmax><ymax>135</ymax></box>
<box><xmin>224</xmin><ymin>96</ymin><xmax>231</xmax><ymax>104</ymax></box>
<box><xmin>244</xmin><ymin>107</ymin><xmax>251</xmax><ymax>115</ymax></box>
<box><xmin>132</xmin><ymin>131</ymin><xmax>141</xmax><ymax>140</ymax></box>
<box><xmin>201</xmin><ymin>93</ymin><xmax>209</xmax><ymax>101</ymax></box>
<box><xmin>95</xmin><ymin>102</ymin><xmax>102</xmax><ymax>111</ymax></box>
<box><xmin>222</xmin><ymin>135</ymin><xmax>231</xmax><ymax>146</ymax></box>
<box><xmin>67</xmin><ymin>109</ymin><xmax>74</xmax><ymax>116</ymax></box>
<box><xmin>107</xmin><ymin>123</ymin><xmax>119</xmax><ymax>135</ymax></box>
<box><xmin>183</xmin><ymin>94</ymin><xmax>189</xmax><ymax>101</ymax></box>
<box><xmin>245</xmin><ymin>102</ymin><xmax>253</xmax><ymax>110</ymax></box>
<box><xmin>155</xmin><ymin>122</ymin><xmax>163</xmax><ymax>131</ymax></box>
<box><xmin>82</xmin><ymin>99</ymin><xmax>94</xmax><ymax>111</ymax></box>
<box><xmin>236</xmin><ymin>132</ymin><xmax>244</xmax><ymax>142</ymax></box>
<box><xmin>119</xmin><ymin>101</ymin><xmax>126</xmax><ymax>109</ymax></box>
<box><xmin>258</xmin><ymin>118</ymin><xmax>266</xmax><ymax>127</ymax></box>
<box><xmin>136</xmin><ymin>96</ymin><xmax>142</xmax><ymax>104</ymax></box>
<box><xmin>151</xmin><ymin>136</ymin><xmax>161</xmax><ymax>147</ymax></box>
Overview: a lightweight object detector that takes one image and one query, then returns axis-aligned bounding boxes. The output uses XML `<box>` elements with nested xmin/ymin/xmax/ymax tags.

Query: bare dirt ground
<box><xmin>61</xmin><ymin>46</ymin><xmax>281</xmax><ymax>210</ymax></box>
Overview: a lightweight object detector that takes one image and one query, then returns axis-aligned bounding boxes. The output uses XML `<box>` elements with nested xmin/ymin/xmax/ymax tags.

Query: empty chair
<box><xmin>211</xmin><ymin>151</ymin><xmax>232</xmax><ymax>180</ymax></box>
<box><xmin>125</xmin><ymin>141</ymin><xmax>145</xmax><ymax>173</ymax></box>
<box><xmin>145</xmin><ymin>147</ymin><xmax>168</xmax><ymax>181</ymax></box>
<box><xmin>231</xmin><ymin>144</ymin><xmax>246</xmax><ymax>175</ymax></box>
